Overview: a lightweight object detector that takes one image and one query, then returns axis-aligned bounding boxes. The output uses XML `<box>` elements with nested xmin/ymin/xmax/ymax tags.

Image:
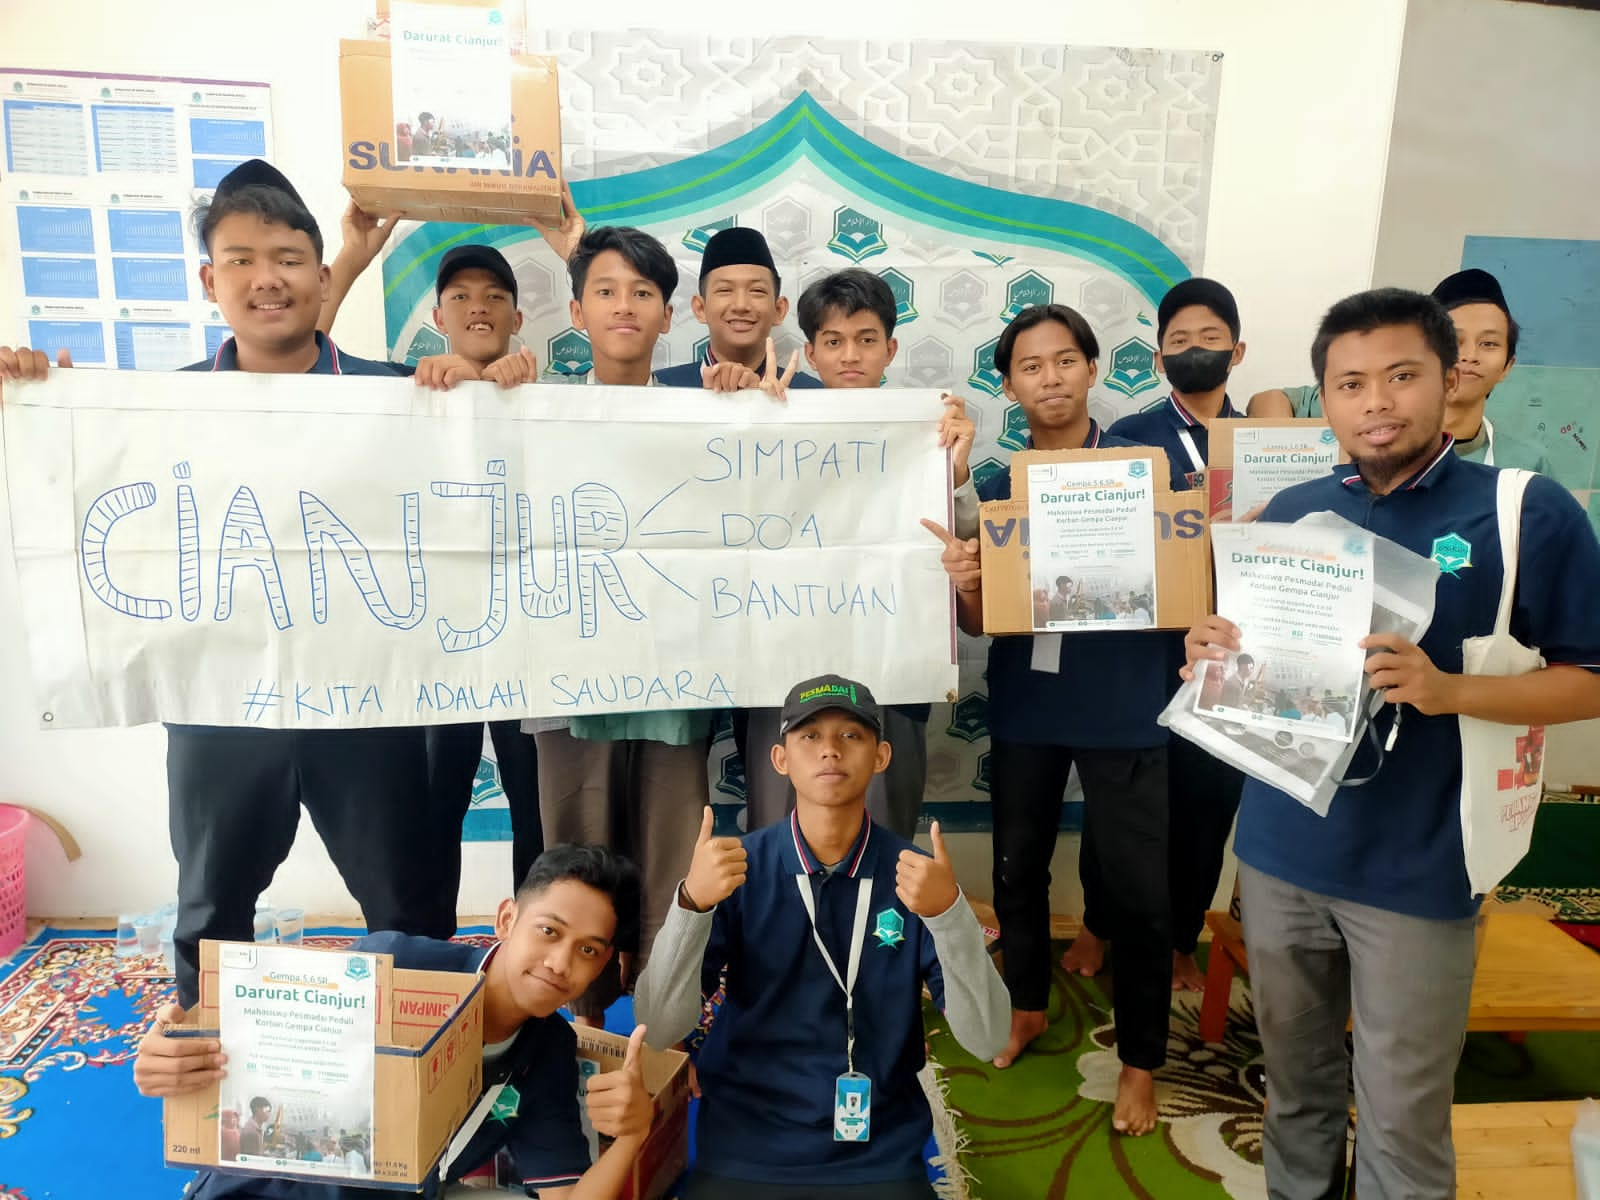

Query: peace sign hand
<box><xmin>757</xmin><ymin>337</ymin><xmax>800</xmax><ymax>404</ymax></box>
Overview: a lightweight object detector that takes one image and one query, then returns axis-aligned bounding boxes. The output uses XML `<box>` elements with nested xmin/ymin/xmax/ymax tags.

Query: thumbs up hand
<box><xmin>584</xmin><ymin>1025</ymin><xmax>655</xmax><ymax>1140</ymax></box>
<box><xmin>895</xmin><ymin>821</ymin><xmax>960</xmax><ymax>918</ymax></box>
<box><xmin>680</xmin><ymin>806</ymin><xmax>747</xmax><ymax>913</ymax></box>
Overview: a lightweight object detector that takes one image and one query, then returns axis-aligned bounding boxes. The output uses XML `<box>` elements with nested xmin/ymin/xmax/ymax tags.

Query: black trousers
<box><xmin>166</xmin><ymin>724</ymin><xmax>456</xmax><ymax>1008</ymax></box>
<box><xmin>1082</xmin><ymin>733</ymin><xmax>1243</xmax><ymax>954</ymax></box>
<box><xmin>424</xmin><ymin>720</ymin><xmax>543</xmax><ymax>893</ymax></box>
<box><xmin>990</xmin><ymin>738</ymin><xmax>1170</xmax><ymax>1071</ymax></box>
<box><xmin>687</xmin><ymin>1175</ymin><xmax>935</xmax><ymax>1200</ymax></box>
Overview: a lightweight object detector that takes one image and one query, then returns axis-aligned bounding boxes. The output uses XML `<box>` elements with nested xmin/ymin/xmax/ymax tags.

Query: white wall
<box><xmin>0</xmin><ymin>0</ymin><xmax>1409</xmax><ymax>919</ymax></box>
<box><xmin>1373</xmin><ymin>0</ymin><xmax>1600</xmax><ymax>789</ymax></box>
<box><xmin>1373</xmin><ymin>0</ymin><xmax>1600</xmax><ymax>288</ymax></box>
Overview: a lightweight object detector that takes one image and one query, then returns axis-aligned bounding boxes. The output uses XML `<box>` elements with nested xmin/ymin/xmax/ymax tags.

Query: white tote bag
<box><xmin>1459</xmin><ymin>468</ymin><xmax>1546</xmax><ymax>894</ymax></box>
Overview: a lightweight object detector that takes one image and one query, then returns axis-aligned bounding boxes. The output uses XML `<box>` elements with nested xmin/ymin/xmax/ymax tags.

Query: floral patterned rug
<box><xmin>925</xmin><ymin>950</ymin><xmax>1266</xmax><ymax>1200</ymax></box>
<box><xmin>0</xmin><ymin>926</ymin><xmax>490</xmax><ymax>1200</ymax></box>
<box><xmin>925</xmin><ymin>938</ymin><xmax>1600</xmax><ymax>1200</ymax></box>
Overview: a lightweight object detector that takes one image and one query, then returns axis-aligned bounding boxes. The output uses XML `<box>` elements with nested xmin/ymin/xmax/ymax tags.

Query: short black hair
<box><xmin>516</xmin><ymin>842</ymin><xmax>641</xmax><ymax>954</ymax></box>
<box><xmin>1236</xmin><ymin>654</ymin><xmax>1255</xmax><ymax>670</ymax></box>
<box><xmin>1310</xmin><ymin>288</ymin><xmax>1459</xmax><ymax>390</ymax></box>
<box><xmin>995</xmin><ymin>304</ymin><xmax>1100</xmax><ymax>377</ymax></box>
<box><xmin>192</xmin><ymin>184</ymin><xmax>324</xmax><ymax>261</ymax></box>
<box><xmin>250</xmin><ymin>1096</ymin><xmax>270</xmax><ymax>1113</ymax></box>
<box><xmin>569</xmin><ymin>226</ymin><xmax>678</xmax><ymax>305</ymax></box>
<box><xmin>796</xmin><ymin>269</ymin><xmax>896</xmax><ymax>341</ymax></box>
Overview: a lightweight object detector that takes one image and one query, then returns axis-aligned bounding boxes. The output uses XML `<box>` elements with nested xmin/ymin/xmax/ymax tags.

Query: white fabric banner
<box><xmin>2</xmin><ymin>372</ymin><xmax>957</xmax><ymax>730</ymax></box>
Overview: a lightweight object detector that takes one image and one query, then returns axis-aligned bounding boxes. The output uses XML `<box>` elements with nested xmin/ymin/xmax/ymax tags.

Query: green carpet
<box><xmin>926</xmin><ymin>950</ymin><xmax>1261</xmax><ymax>1200</ymax></box>
<box><xmin>1496</xmin><ymin>792</ymin><xmax>1600</xmax><ymax>922</ymax></box>
<box><xmin>926</xmin><ymin>942</ymin><xmax>1600</xmax><ymax>1200</ymax></box>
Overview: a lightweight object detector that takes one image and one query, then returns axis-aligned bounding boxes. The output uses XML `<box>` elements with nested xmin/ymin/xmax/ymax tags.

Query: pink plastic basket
<box><xmin>0</xmin><ymin>805</ymin><xmax>29</xmax><ymax>957</ymax></box>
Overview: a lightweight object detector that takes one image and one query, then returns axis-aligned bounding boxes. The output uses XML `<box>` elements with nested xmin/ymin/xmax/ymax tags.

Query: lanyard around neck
<box><xmin>794</xmin><ymin>873</ymin><xmax>874</xmax><ymax>1074</ymax></box>
<box><xmin>1176</xmin><ymin>427</ymin><xmax>1205</xmax><ymax>474</ymax></box>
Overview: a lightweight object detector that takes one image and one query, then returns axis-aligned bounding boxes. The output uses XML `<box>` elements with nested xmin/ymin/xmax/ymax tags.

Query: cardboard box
<box><xmin>574</xmin><ymin>1026</ymin><xmax>692</xmax><ymax>1200</ymax></box>
<box><xmin>163</xmin><ymin>940</ymin><xmax>485</xmax><ymax>1189</ymax></box>
<box><xmin>339</xmin><ymin>29</ymin><xmax>562</xmax><ymax>224</ymax></box>
<box><xmin>978</xmin><ymin>445</ymin><xmax>1209</xmax><ymax>634</ymax></box>
<box><xmin>1206</xmin><ymin>418</ymin><xmax>1344</xmax><ymax>523</ymax></box>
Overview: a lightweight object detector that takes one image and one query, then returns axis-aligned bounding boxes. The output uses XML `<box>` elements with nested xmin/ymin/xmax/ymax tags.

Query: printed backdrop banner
<box><xmin>2</xmin><ymin>371</ymin><xmax>956</xmax><ymax>730</ymax></box>
<box><xmin>378</xmin><ymin>32</ymin><xmax>1223</xmax><ymax>830</ymax></box>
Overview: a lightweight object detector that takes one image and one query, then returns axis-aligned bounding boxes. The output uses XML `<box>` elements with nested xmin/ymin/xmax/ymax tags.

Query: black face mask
<box><xmin>1163</xmin><ymin>346</ymin><xmax>1234</xmax><ymax>393</ymax></box>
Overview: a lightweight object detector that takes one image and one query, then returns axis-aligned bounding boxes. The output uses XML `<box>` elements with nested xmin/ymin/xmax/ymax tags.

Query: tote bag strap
<box><xmin>1492</xmin><ymin>469</ymin><xmax>1535</xmax><ymax>636</ymax></box>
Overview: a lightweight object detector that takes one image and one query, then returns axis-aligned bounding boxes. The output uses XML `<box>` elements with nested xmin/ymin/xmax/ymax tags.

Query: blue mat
<box><xmin>0</xmin><ymin>926</ymin><xmax>946</xmax><ymax>1198</ymax></box>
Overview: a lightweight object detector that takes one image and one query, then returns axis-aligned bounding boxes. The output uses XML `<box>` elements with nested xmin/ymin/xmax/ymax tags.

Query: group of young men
<box><xmin>4</xmin><ymin>154</ymin><xmax>1599</xmax><ymax>1200</ymax></box>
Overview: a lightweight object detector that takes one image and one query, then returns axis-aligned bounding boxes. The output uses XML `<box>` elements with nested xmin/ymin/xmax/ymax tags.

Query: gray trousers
<box><xmin>534</xmin><ymin>727</ymin><xmax>709</xmax><ymax>1019</ymax></box>
<box><xmin>740</xmin><ymin>706</ymin><xmax>929</xmax><ymax>838</ymax></box>
<box><xmin>1238</xmin><ymin>862</ymin><xmax>1476</xmax><ymax>1200</ymax></box>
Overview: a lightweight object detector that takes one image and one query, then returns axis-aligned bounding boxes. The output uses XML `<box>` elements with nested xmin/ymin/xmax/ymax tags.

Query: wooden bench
<box><xmin>1454</xmin><ymin>1100</ymin><xmax>1580</xmax><ymax>1200</ymax></box>
<box><xmin>1198</xmin><ymin>910</ymin><xmax>1600</xmax><ymax>1044</ymax></box>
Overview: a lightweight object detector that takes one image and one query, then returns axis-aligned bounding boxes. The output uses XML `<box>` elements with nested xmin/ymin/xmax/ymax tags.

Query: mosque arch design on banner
<box><xmin>379</xmin><ymin>42</ymin><xmax>1219</xmax><ymax>839</ymax></box>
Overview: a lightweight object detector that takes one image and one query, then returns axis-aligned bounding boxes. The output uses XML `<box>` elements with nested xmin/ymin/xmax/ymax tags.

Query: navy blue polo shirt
<box><xmin>1234</xmin><ymin>441</ymin><xmax>1600</xmax><ymax>920</ymax></box>
<box><xmin>979</xmin><ymin>421</ymin><xmax>1173</xmax><ymax>749</ymax></box>
<box><xmin>187</xmin><ymin>934</ymin><xmax>589</xmax><ymax>1200</ymax></box>
<box><xmin>693</xmin><ymin>811</ymin><xmax>947</xmax><ymax>1186</ymax></box>
<box><xmin>181</xmin><ymin>333</ymin><xmax>404</xmax><ymax>377</ymax></box>
<box><xmin>1108</xmin><ymin>392</ymin><xmax>1239</xmax><ymax>492</ymax></box>
<box><xmin>654</xmin><ymin>353</ymin><xmax>822</xmax><ymax>389</ymax></box>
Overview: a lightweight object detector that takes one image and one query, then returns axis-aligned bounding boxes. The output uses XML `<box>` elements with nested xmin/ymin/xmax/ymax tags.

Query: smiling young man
<box><xmin>925</xmin><ymin>304</ymin><xmax>1174</xmax><ymax>1135</ymax></box>
<box><xmin>652</xmin><ymin>227</ymin><xmax>821</xmax><ymax>392</ymax></box>
<box><xmin>634</xmin><ymin>675</ymin><xmax>1007</xmax><ymax>1200</ymax></box>
<box><xmin>0</xmin><ymin>160</ymin><xmax>460</xmax><ymax>1007</ymax></box>
<box><xmin>731</xmin><ymin>269</ymin><xmax>976</xmax><ymax>839</ymax></box>
<box><xmin>1250</xmin><ymin>268</ymin><xmax>1552</xmax><ymax>477</ymax></box>
<box><xmin>133</xmin><ymin>844</ymin><xmax>655</xmax><ymax>1199</ymax></box>
<box><xmin>1429</xmin><ymin>268</ymin><xmax>1549</xmax><ymax>472</ymax></box>
<box><xmin>1183</xmin><ymin>288</ymin><xmax>1600</xmax><ymax>1200</ymax></box>
<box><xmin>519</xmin><ymin>225</ymin><xmax>712</xmax><ymax>1029</ymax></box>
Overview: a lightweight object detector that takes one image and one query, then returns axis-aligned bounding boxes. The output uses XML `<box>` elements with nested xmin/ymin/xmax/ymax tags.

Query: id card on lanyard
<box><xmin>795</xmin><ymin>873</ymin><xmax>876</xmax><ymax>1142</ymax></box>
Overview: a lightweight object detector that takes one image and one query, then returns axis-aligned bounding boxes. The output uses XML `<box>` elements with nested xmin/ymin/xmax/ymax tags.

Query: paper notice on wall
<box><xmin>1231</xmin><ymin>425</ymin><xmax>1340</xmax><ymax>515</ymax></box>
<box><xmin>1025</xmin><ymin>457</ymin><xmax>1158</xmax><ymax>632</ymax></box>
<box><xmin>0</xmin><ymin>68</ymin><xmax>272</xmax><ymax>367</ymax></box>
<box><xmin>217</xmin><ymin>944</ymin><xmax>379</xmax><ymax>1180</ymax></box>
<box><xmin>389</xmin><ymin>1</ymin><xmax>514</xmax><ymax>168</ymax></box>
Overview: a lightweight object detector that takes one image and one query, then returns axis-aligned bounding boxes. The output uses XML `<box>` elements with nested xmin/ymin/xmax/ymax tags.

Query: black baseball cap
<box><xmin>435</xmin><ymin>244</ymin><xmax>518</xmax><ymax>303</ymax></box>
<box><xmin>777</xmin><ymin>675</ymin><xmax>882</xmax><ymax>739</ymax></box>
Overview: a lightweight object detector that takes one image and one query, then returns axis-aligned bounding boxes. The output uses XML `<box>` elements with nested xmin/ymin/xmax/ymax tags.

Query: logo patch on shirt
<box><xmin>1430</xmin><ymin>532</ymin><xmax>1473</xmax><ymax>576</ymax></box>
<box><xmin>873</xmin><ymin>908</ymin><xmax>905</xmax><ymax>949</ymax></box>
<box><xmin>490</xmin><ymin>1083</ymin><xmax>520</xmax><ymax>1123</ymax></box>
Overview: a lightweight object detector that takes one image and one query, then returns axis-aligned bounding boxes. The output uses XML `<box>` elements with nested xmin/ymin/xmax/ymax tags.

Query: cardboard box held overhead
<box><xmin>163</xmin><ymin>940</ymin><xmax>485</xmax><ymax>1189</ymax></box>
<box><xmin>575</xmin><ymin>1026</ymin><xmax>692</xmax><ymax>1200</ymax></box>
<box><xmin>339</xmin><ymin>25</ymin><xmax>562</xmax><ymax>224</ymax></box>
<box><xmin>978</xmin><ymin>446</ymin><xmax>1210</xmax><ymax>635</ymax></box>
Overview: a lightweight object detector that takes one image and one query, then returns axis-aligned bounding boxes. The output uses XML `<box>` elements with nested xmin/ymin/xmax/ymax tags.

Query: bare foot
<box><xmin>1112</xmin><ymin>1065</ymin><xmax>1159</xmax><ymax>1135</ymax></box>
<box><xmin>1059</xmin><ymin>929</ymin><xmax>1106</xmax><ymax>977</ymax></box>
<box><xmin>992</xmin><ymin>1008</ymin><xmax>1049</xmax><ymax>1070</ymax></box>
<box><xmin>1171</xmin><ymin>950</ymin><xmax>1205</xmax><ymax>992</ymax></box>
